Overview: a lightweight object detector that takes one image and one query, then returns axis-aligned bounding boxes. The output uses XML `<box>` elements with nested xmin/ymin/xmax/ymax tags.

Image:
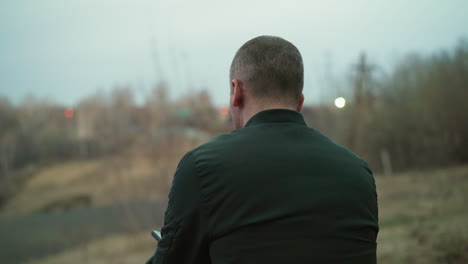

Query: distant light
<box><xmin>64</xmin><ymin>108</ymin><xmax>74</xmax><ymax>119</ymax></box>
<box><xmin>219</xmin><ymin>106</ymin><xmax>229</xmax><ymax>116</ymax></box>
<box><xmin>334</xmin><ymin>97</ymin><xmax>346</xmax><ymax>108</ymax></box>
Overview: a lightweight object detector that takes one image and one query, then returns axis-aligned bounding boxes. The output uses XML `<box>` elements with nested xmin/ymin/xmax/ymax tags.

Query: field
<box><xmin>1</xmin><ymin>156</ymin><xmax>467</xmax><ymax>263</ymax></box>
<box><xmin>377</xmin><ymin>166</ymin><xmax>468</xmax><ymax>263</ymax></box>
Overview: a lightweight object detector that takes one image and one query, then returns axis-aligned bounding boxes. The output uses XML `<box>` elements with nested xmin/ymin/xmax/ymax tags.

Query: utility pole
<box><xmin>347</xmin><ymin>53</ymin><xmax>375</xmax><ymax>151</ymax></box>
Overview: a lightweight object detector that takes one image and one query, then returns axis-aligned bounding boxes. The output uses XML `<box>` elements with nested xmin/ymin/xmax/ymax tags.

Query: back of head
<box><xmin>230</xmin><ymin>36</ymin><xmax>304</xmax><ymax>105</ymax></box>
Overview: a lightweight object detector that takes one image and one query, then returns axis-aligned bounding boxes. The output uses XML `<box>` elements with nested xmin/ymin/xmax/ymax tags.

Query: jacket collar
<box><xmin>244</xmin><ymin>109</ymin><xmax>307</xmax><ymax>127</ymax></box>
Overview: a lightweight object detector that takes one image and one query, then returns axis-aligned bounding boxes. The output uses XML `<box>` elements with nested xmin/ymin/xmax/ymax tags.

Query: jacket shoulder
<box><xmin>190</xmin><ymin>129</ymin><xmax>243</xmax><ymax>156</ymax></box>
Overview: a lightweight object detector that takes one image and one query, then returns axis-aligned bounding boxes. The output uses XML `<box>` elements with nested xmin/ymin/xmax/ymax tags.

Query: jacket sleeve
<box><xmin>146</xmin><ymin>151</ymin><xmax>211</xmax><ymax>264</ymax></box>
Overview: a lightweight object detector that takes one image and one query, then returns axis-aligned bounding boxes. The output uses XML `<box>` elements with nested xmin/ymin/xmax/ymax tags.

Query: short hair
<box><xmin>230</xmin><ymin>36</ymin><xmax>304</xmax><ymax>104</ymax></box>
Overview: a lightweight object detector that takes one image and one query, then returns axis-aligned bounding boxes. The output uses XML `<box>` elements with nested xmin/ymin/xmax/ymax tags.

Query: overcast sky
<box><xmin>1</xmin><ymin>0</ymin><xmax>468</xmax><ymax>106</ymax></box>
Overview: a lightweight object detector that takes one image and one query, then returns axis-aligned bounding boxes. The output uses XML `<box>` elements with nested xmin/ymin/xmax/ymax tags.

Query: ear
<box><xmin>231</xmin><ymin>79</ymin><xmax>243</xmax><ymax>107</ymax></box>
<box><xmin>296</xmin><ymin>93</ymin><xmax>304</xmax><ymax>112</ymax></box>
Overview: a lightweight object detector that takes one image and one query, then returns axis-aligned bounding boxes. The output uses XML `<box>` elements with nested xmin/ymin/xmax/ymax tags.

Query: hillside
<box><xmin>0</xmin><ymin>139</ymin><xmax>199</xmax><ymax>219</ymax></box>
<box><xmin>2</xmin><ymin>163</ymin><xmax>468</xmax><ymax>263</ymax></box>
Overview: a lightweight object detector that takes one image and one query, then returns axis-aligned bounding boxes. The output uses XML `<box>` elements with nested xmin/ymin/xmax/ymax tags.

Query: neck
<box><xmin>240</xmin><ymin>103</ymin><xmax>297</xmax><ymax>127</ymax></box>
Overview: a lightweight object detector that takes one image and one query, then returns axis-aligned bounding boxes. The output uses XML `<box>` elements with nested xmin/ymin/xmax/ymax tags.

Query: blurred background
<box><xmin>1</xmin><ymin>0</ymin><xmax>468</xmax><ymax>263</ymax></box>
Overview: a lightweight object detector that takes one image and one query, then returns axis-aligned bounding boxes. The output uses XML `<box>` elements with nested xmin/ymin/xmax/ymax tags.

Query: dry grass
<box><xmin>0</xmin><ymin>137</ymin><xmax>202</xmax><ymax>219</ymax></box>
<box><xmin>6</xmin><ymin>158</ymin><xmax>468</xmax><ymax>263</ymax></box>
<box><xmin>25</xmin><ymin>232</ymin><xmax>156</xmax><ymax>264</ymax></box>
<box><xmin>376</xmin><ymin>166</ymin><xmax>468</xmax><ymax>263</ymax></box>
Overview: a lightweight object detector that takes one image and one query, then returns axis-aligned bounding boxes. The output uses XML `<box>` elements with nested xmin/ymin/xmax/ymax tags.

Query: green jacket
<box><xmin>146</xmin><ymin>109</ymin><xmax>378</xmax><ymax>264</ymax></box>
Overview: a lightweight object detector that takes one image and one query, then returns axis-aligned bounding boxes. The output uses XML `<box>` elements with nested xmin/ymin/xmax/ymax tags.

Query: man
<box><xmin>146</xmin><ymin>36</ymin><xmax>378</xmax><ymax>264</ymax></box>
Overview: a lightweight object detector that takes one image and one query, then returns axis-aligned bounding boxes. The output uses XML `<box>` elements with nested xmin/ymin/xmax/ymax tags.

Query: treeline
<box><xmin>305</xmin><ymin>39</ymin><xmax>468</xmax><ymax>173</ymax></box>
<box><xmin>0</xmin><ymin>38</ymin><xmax>467</xmax><ymax>186</ymax></box>
<box><xmin>0</xmin><ymin>84</ymin><xmax>228</xmax><ymax>203</ymax></box>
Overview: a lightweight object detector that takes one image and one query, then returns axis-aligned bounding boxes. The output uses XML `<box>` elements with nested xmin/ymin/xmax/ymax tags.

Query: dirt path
<box><xmin>0</xmin><ymin>199</ymin><xmax>166</xmax><ymax>264</ymax></box>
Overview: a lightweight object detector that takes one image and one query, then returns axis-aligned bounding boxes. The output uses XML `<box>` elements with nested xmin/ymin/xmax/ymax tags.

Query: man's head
<box><xmin>229</xmin><ymin>36</ymin><xmax>305</xmax><ymax>129</ymax></box>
